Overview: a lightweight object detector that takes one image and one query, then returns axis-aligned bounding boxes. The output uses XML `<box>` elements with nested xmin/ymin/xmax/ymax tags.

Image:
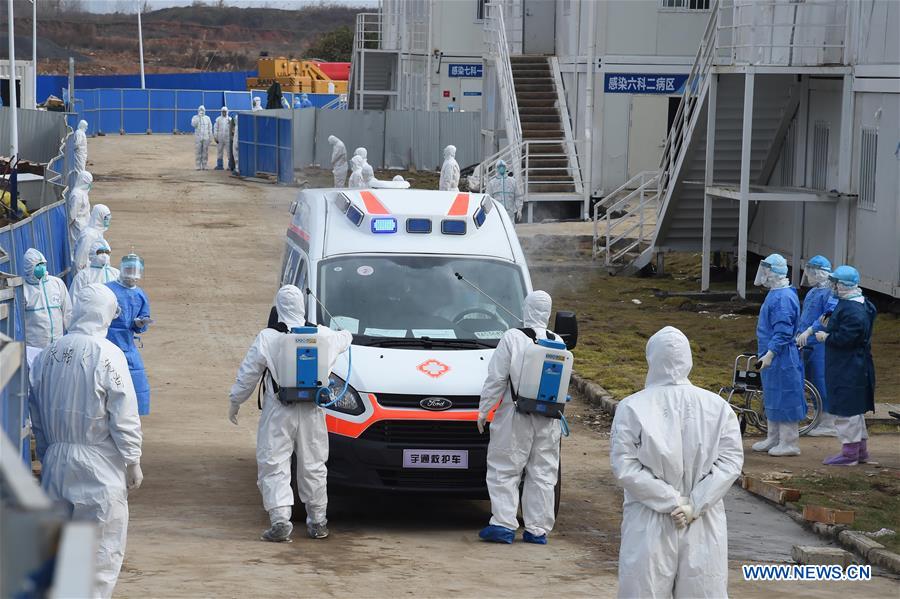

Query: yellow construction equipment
<box><xmin>247</xmin><ymin>57</ymin><xmax>348</xmax><ymax>94</ymax></box>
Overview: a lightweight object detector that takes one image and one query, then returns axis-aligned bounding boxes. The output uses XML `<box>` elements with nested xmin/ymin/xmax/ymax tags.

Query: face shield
<box><xmin>754</xmin><ymin>263</ymin><xmax>771</xmax><ymax>287</ymax></box>
<box><xmin>801</xmin><ymin>267</ymin><xmax>828</xmax><ymax>288</ymax></box>
<box><xmin>120</xmin><ymin>253</ymin><xmax>145</xmax><ymax>286</ymax></box>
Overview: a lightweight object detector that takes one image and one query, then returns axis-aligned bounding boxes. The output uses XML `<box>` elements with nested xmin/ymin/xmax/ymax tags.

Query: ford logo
<box><xmin>420</xmin><ymin>397</ymin><xmax>453</xmax><ymax>411</ymax></box>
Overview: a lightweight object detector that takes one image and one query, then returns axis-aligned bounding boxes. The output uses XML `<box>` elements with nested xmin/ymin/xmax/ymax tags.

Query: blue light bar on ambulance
<box><xmin>473</xmin><ymin>196</ymin><xmax>493</xmax><ymax>228</ymax></box>
<box><xmin>441</xmin><ymin>219</ymin><xmax>467</xmax><ymax>235</ymax></box>
<box><xmin>371</xmin><ymin>217</ymin><xmax>398</xmax><ymax>234</ymax></box>
<box><xmin>405</xmin><ymin>218</ymin><xmax>432</xmax><ymax>233</ymax></box>
<box><xmin>346</xmin><ymin>205</ymin><xmax>364</xmax><ymax>227</ymax></box>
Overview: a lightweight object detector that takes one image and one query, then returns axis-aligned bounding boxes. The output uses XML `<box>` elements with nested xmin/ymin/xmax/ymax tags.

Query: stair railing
<box><xmin>592</xmin><ymin>170</ymin><xmax>660</xmax><ymax>266</ymax></box>
<box><xmin>657</xmin><ymin>0</ymin><xmax>719</xmax><ymax>205</ymax></box>
<box><xmin>484</xmin><ymin>2</ymin><xmax>523</xmax><ymax>183</ymax></box>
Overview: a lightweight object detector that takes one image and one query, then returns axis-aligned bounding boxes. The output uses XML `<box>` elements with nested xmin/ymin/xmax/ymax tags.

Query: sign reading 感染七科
<box><xmin>604</xmin><ymin>73</ymin><xmax>689</xmax><ymax>94</ymax></box>
<box><xmin>448</xmin><ymin>64</ymin><xmax>483</xmax><ymax>78</ymax></box>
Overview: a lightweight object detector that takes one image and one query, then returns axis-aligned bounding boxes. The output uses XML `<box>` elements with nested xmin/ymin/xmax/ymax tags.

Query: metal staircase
<box><xmin>476</xmin><ymin>2</ymin><xmax>583</xmax><ymax>221</ymax></box>
<box><xmin>349</xmin><ymin>12</ymin><xmax>397</xmax><ymax>110</ymax></box>
<box><xmin>594</xmin><ymin>0</ymin><xmax>830</xmax><ymax>275</ymax></box>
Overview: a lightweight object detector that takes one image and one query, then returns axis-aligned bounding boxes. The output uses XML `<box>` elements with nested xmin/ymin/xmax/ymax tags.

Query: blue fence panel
<box><xmin>48</xmin><ymin>204</ymin><xmax>70</xmax><ymax>278</ymax></box>
<box><xmin>98</xmin><ymin>110</ymin><xmax>121</xmax><ymax>134</ymax></box>
<box><xmin>98</xmin><ymin>89</ymin><xmax>123</xmax><ymax>110</ymax></box>
<box><xmin>176</xmin><ymin>90</ymin><xmax>204</xmax><ymax>132</ymax></box>
<box><xmin>257</xmin><ymin>116</ymin><xmax>277</xmax><ymax>146</ymax></box>
<box><xmin>123</xmin><ymin>89</ymin><xmax>149</xmax><ymax>109</ymax></box>
<box><xmin>225</xmin><ymin>91</ymin><xmax>252</xmax><ymax>111</ymax></box>
<box><xmin>80</xmin><ymin>89</ymin><xmax>100</xmax><ymax>111</ymax></box>
<box><xmin>30</xmin><ymin>213</ymin><xmax>52</xmax><ymax>271</ymax></box>
<box><xmin>149</xmin><ymin>89</ymin><xmax>176</xmax><ymax>133</ymax></box>
<box><xmin>203</xmin><ymin>91</ymin><xmax>225</xmax><ymax>111</ymax></box>
<box><xmin>238</xmin><ymin>113</ymin><xmax>255</xmax><ymax>178</ymax></box>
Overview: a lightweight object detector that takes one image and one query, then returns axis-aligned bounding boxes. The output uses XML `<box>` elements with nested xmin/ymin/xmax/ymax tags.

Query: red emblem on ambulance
<box><xmin>417</xmin><ymin>359</ymin><xmax>450</xmax><ymax>379</ymax></box>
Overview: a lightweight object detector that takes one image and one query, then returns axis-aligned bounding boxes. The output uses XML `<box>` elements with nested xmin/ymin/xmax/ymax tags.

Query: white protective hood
<box><xmin>523</xmin><ymin>290</ymin><xmax>551</xmax><ymax>329</ymax></box>
<box><xmin>69</xmin><ymin>283</ymin><xmax>118</xmax><ymax>337</ymax></box>
<box><xmin>275</xmin><ymin>284</ymin><xmax>306</xmax><ymax>329</ymax></box>
<box><xmin>644</xmin><ymin>326</ymin><xmax>692</xmax><ymax>388</ymax></box>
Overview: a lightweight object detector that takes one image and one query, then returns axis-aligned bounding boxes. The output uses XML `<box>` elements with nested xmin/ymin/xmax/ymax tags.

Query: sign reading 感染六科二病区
<box><xmin>604</xmin><ymin>73</ymin><xmax>689</xmax><ymax>94</ymax></box>
<box><xmin>448</xmin><ymin>64</ymin><xmax>483</xmax><ymax>78</ymax></box>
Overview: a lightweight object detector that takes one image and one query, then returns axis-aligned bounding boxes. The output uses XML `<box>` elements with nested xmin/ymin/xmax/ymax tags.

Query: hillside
<box><xmin>2</xmin><ymin>4</ymin><xmax>360</xmax><ymax>75</ymax></box>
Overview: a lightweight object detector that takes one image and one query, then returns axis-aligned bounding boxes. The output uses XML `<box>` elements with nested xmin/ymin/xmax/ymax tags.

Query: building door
<box><xmin>627</xmin><ymin>95</ymin><xmax>668</xmax><ymax>179</ymax></box>
<box><xmin>523</xmin><ymin>0</ymin><xmax>556</xmax><ymax>55</ymax></box>
<box><xmin>460</xmin><ymin>79</ymin><xmax>483</xmax><ymax>112</ymax></box>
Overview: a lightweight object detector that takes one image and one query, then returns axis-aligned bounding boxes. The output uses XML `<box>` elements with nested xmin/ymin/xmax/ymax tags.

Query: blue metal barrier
<box><xmin>237</xmin><ymin>112</ymin><xmax>293</xmax><ymax>184</ymax></box>
<box><xmin>74</xmin><ymin>88</ymin><xmax>338</xmax><ymax>136</ymax></box>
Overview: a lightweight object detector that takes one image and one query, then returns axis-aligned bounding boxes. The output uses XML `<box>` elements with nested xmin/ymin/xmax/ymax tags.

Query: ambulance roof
<box><xmin>298</xmin><ymin>188</ymin><xmax>518</xmax><ymax>262</ymax></box>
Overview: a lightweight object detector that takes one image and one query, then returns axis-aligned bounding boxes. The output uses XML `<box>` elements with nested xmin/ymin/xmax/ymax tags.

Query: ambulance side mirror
<box><xmin>554</xmin><ymin>311</ymin><xmax>578</xmax><ymax>350</ymax></box>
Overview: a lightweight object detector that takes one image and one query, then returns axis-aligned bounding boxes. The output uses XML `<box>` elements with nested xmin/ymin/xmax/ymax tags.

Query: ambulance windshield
<box><xmin>317</xmin><ymin>255</ymin><xmax>526</xmax><ymax>348</ymax></box>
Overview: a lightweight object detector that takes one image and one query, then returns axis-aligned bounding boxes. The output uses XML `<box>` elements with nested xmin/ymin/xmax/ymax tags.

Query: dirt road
<box><xmin>87</xmin><ymin>136</ymin><xmax>896</xmax><ymax>598</ymax></box>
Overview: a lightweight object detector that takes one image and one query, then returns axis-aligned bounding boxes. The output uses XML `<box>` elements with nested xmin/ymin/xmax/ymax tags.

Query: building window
<box><xmin>858</xmin><ymin>128</ymin><xmax>877</xmax><ymax>210</ymax></box>
<box><xmin>811</xmin><ymin>121</ymin><xmax>829</xmax><ymax>191</ymax></box>
<box><xmin>660</xmin><ymin>0</ymin><xmax>711</xmax><ymax>10</ymax></box>
<box><xmin>476</xmin><ymin>0</ymin><xmax>486</xmax><ymax>21</ymax></box>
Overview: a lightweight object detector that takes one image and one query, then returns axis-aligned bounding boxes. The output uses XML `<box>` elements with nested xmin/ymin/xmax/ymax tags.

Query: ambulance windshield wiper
<box><xmin>358</xmin><ymin>336</ymin><xmax>494</xmax><ymax>350</ymax></box>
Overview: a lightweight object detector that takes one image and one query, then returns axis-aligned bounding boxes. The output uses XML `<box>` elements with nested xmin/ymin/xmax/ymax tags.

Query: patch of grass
<box><xmin>531</xmin><ymin>252</ymin><xmax>900</xmax><ymax>403</ymax></box>
<box><xmin>786</xmin><ymin>471</ymin><xmax>900</xmax><ymax>553</ymax></box>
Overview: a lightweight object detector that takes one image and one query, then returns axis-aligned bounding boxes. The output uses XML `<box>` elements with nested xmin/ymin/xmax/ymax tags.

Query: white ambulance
<box><xmin>278</xmin><ymin>186</ymin><xmax>577</xmax><ymax>496</ymax></box>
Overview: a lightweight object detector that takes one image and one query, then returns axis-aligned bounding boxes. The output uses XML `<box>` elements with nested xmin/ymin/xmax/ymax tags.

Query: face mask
<box><xmin>103</xmin><ymin>215</ymin><xmax>111</xmax><ymax>229</ymax></box>
<box><xmin>34</xmin><ymin>264</ymin><xmax>47</xmax><ymax>280</ymax></box>
<box><xmin>122</xmin><ymin>277</ymin><xmax>137</xmax><ymax>288</ymax></box>
<box><xmin>498</xmin><ymin>165</ymin><xmax>507</xmax><ymax>176</ymax></box>
<box><xmin>96</xmin><ymin>252</ymin><xmax>110</xmax><ymax>266</ymax></box>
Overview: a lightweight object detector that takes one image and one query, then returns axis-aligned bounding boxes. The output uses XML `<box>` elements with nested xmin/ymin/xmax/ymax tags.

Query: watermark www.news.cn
<box><xmin>743</xmin><ymin>564</ymin><xmax>872</xmax><ymax>581</ymax></box>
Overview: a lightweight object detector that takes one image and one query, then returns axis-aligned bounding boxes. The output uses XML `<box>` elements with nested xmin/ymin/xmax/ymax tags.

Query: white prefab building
<box><xmin>593</xmin><ymin>0</ymin><xmax>900</xmax><ymax>300</ymax></box>
<box><xmin>350</xmin><ymin>0</ymin><xmax>488</xmax><ymax>113</ymax></box>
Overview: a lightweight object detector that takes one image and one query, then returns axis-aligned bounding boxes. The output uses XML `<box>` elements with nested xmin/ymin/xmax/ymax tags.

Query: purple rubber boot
<box><xmin>859</xmin><ymin>439</ymin><xmax>869</xmax><ymax>463</ymax></box>
<box><xmin>823</xmin><ymin>442</ymin><xmax>860</xmax><ymax>466</ymax></box>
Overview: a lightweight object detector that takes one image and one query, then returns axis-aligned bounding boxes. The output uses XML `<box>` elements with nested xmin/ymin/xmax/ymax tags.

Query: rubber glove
<box><xmin>476</xmin><ymin>414</ymin><xmax>487</xmax><ymax>434</ymax></box>
<box><xmin>134</xmin><ymin>317</ymin><xmax>154</xmax><ymax>329</ymax></box>
<box><xmin>815</xmin><ymin>331</ymin><xmax>829</xmax><ymax>343</ymax></box>
<box><xmin>758</xmin><ymin>350</ymin><xmax>775</xmax><ymax>370</ymax></box>
<box><xmin>796</xmin><ymin>327</ymin><xmax>813</xmax><ymax>348</ymax></box>
<box><xmin>229</xmin><ymin>403</ymin><xmax>240</xmax><ymax>425</ymax></box>
<box><xmin>126</xmin><ymin>463</ymin><xmax>143</xmax><ymax>491</ymax></box>
<box><xmin>671</xmin><ymin>498</ymin><xmax>694</xmax><ymax>529</ymax></box>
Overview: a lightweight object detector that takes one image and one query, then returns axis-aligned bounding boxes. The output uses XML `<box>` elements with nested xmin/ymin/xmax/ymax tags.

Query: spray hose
<box><xmin>304</xmin><ymin>287</ymin><xmax>354</xmax><ymax>409</ymax></box>
<box><xmin>560</xmin><ymin>413</ymin><xmax>570</xmax><ymax>437</ymax></box>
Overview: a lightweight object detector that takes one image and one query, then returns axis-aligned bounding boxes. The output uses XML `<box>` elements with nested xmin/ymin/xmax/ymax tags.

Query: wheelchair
<box><xmin>718</xmin><ymin>353</ymin><xmax>822</xmax><ymax>435</ymax></box>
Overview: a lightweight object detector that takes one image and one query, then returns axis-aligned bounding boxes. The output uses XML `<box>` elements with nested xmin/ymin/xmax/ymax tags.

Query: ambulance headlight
<box><xmin>323</xmin><ymin>374</ymin><xmax>365</xmax><ymax>416</ymax></box>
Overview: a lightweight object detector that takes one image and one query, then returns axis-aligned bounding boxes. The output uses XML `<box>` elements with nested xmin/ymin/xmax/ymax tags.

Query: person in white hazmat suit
<box><xmin>70</xmin><ymin>239</ymin><xmax>120</xmax><ymax>301</ymax></box>
<box><xmin>29</xmin><ymin>283</ymin><xmax>143</xmax><ymax>599</ymax></box>
<box><xmin>228</xmin><ymin>285</ymin><xmax>352</xmax><ymax>542</ymax></box>
<box><xmin>23</xmin><ymin>248</ymin><xmax>72</xmax><ymax>362</ymax></box>
<box><xmin>251</xmin><ymin>97</ymin><xmax>263</xmax><ymax>112</ymax></box>
<box><xmin>353</xmin><ymin>146</ymin><xmax>368</xmax><ymax>167</ymax></box>
<box><xmin>485</xmin><ymin>159</ymin><xmax>522</xmax><ymax>222</ymax></box>
<box><xmin>191</xmin><ymin>105</ymin><xmax>213</xmax><ymax>170</ymax></box>
<box><xmin>477</xmin><ymin>290</ymin><xmax>561</xmax><ymax>545</ymax></box>
<box><xmin>73</xmin><ymin>119</ymin><xmax>89</xmax><ymax>173</ymax></box>
<box><xmin>74</xmin><ymin>204</ymin><xmax>111</xmax><ymax>273</ymax></box>
<box><xmin>212</xmin><ymin>106</ymin><xmax>232</xmax><ymax>170</ymax></box>
<box><xmin>439</xmin><ymin>144</ymin><xmax>460</xmax><ymax>191</ymax></box>
<box><xmin>67</xmin><ymin>169</ymin><xmax>93</xmax><ymax>250</ymax></box>
<box><xmin>347</xmin><ymin>155</ymin><xmax>365</xmax><ymax>188</ymax></box>
<box><xmin>328</xmin><ymin>135</ymin><xmax>348</xmax><ymax>187</ymax></box>
<box><xmin>611</xmin><ymin>326</ymin><xmax>744</xmax><ymax>599</ymax></box>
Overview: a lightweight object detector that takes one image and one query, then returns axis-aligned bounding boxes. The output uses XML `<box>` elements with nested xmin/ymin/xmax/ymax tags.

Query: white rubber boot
<box><xmin>769</xmin><ymin>422</ymin><xmax>801</xmax><ymax>456</ymax></box>
<box><xmin>752</xmin><ymin>424</ymin><xmax>779</xmax><ymax>452</ymax></box>
<box><xmin>806</xmin><ymin>411</ymin><xmax>838</xmax><ymax>437</ymax></box>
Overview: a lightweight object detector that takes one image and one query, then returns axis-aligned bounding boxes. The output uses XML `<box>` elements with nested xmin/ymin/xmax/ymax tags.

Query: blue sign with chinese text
<box><xmin>448</xmin><ymin>64</ymin><xmax>483</xmax><ymax>78</ymax></box>
<box><xmin>604</xmin><ymin>73</ymin><xmax>689</xmax><ymax>94</ymax></box>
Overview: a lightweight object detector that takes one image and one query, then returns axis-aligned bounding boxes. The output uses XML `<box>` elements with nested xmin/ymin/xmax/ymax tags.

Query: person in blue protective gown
<box><xmin>106</xmin><ymin>253</ymin><xmax>153</xmax><ymax>415</ymax></box>
<box><xmin>795</xmin><ymin>255</ymin><xmax>839</xmax><ymax>436</ymax></box>
<box><xmin>817</xmin><ymin>265</ymin><xmax>877</xmax><ymax>466</ymax></box>
<box><xmin>752</xmin><ymin>254</ymin><xmax>806</xmax><ymax>457</ymax></box>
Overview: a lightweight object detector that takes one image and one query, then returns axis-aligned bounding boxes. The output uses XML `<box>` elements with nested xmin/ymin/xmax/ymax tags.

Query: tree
<box><xmin>303</xmin><ymin>26</ymin><xmax>352</xmax><ymax>62</ymax></box>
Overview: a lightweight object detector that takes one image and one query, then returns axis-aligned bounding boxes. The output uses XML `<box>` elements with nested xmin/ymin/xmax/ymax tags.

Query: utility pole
<box><xmin>137</xmin><ymin>4</ymin><xmax>146</xmax><ymax>89</ymax></box>
<box><xmin>31</xmin><ymin>0</ymin><xmax>36</xmax><ymax>108</ymax></box>
<box><xmin>7</xmin><ymin>0</ymin><xmax>19</xmax><ymax>217</ymax></box>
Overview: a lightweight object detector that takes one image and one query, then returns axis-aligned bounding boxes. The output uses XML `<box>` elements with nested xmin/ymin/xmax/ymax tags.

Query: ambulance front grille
<box><xmin>359</xmin><ymin>421</ymin><xmax>490</xmax><ymax>446</ymax></box>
